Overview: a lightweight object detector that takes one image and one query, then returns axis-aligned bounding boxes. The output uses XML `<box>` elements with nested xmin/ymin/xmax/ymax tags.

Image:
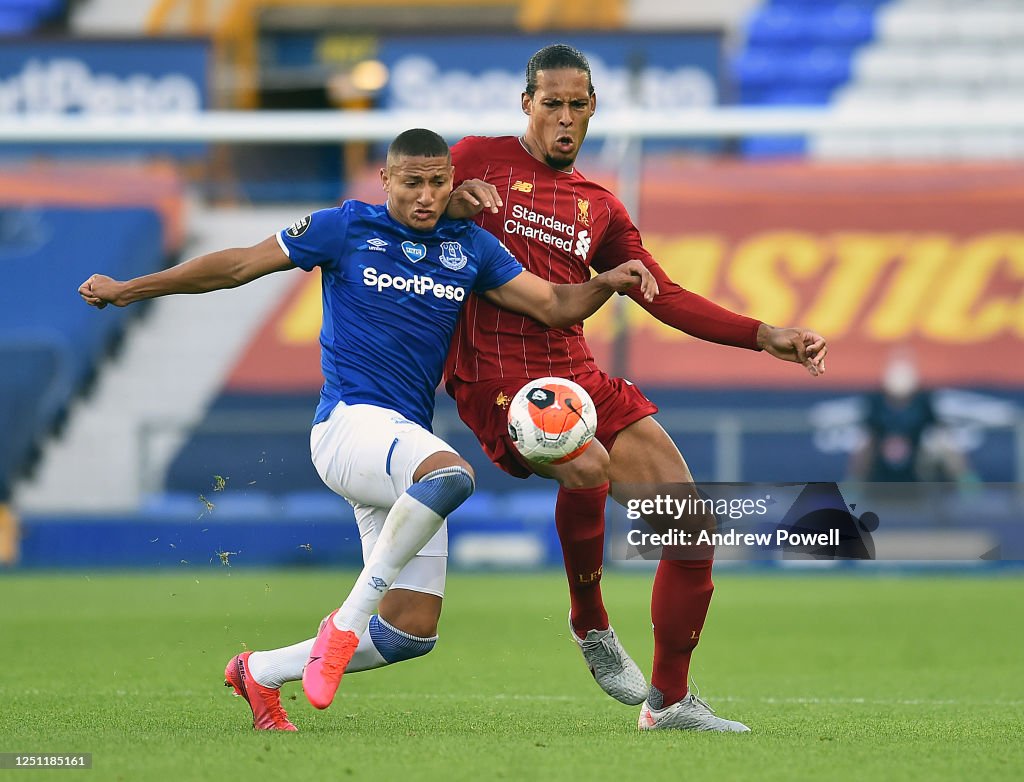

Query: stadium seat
<box><xmin>449</xmin><ymin>490</ymin><xmax>503</xmax><ymax>522</ymax></box>
<box><xmin>741</xmin><ymin>136</ymin><xmax>809</xmax><ymax>158</ymax></box>
<box><xmin>280</xmin><ymin>490</ymin><xmax>354</xmax><ymax>521</ymax></box>
<box><xmin>807</xmin><ymin>6</ymin><xmax>876</xmax><ymax>45</ymax></box>
<box><xmin>141</xmin><ymin>490</ymin><xmax>280</xmax><ymax>520</ymax></box>
<box><xmin>853</xmin><ymin>47</ymin><xmax>928</xmax><ymax>84</ymax></box>
<box><xmin>0</xmin><ymin>10</ymin><xmax>34</xmax><ymax>33</ymax></box>
<box><xmin>201</xmin><ymin>491</ymin><xmax>279</xmax><ymax>519</ymax></box>
<box><xmin>501</xmin><ymin>489</ymin><xmax>559</xmax><ymax>523</ymax></box>
<box><xmin>0</xmin><ymin>207</ymin><xmax>163</xmax><ymax>495</ymax></box>
<box><xmin>0</xmin><ymin>0</ymin><xmax>63</xmax><ymax>34</ymax></box>
<box><xmin>875</xmin><ymin>8</ymin><xmax>961</xmax><ymax>44</ymax></box>
<box><xmin>0</xmin><ymin>342</ymin><xmax>67</xmax><ymax>496</ymax></box>
<box><xmin>746</xmin><ymin>7</ymin><xmax>808</xmax><ymax>46</ymax></box>
<box><xmin>734</xmin><ymin>1</ymin><xmax>905</xmax><ymax>159</ymax></box>
<box><xmin>790</xmin><ymin>47</ymin><xmax>855</xmax><ymax>87</ymax></box>
<box><xmin>768</xmin><ymin>0</ymin><xmax>889</xmax><ymax>6</ymax></box>
<box><xmin>748</xmin><ymin>5</ymin><xmax>875</xmax><ymax>46</ymax></box>
<box><xmin>140</xmin><ymin>491</ymin><xmax>214</xmax><ymax>519</ymax></box>
<box><xmin>757</xmin><ymin>88</ymin><xmax>834</xmax><ymax>106</ymax></box>
<box><xmin>732</xmin><ymin>47</ymin><xmax>790</xmax><ymax>89</ymax></box>
<box><xmin>0</xmin><ymin>207</ymin><xmax>164</xmax><ymax>389</ymax></box>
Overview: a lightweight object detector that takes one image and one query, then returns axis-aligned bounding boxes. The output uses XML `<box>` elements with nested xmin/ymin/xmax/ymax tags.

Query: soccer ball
<box><xmin>507</xmin><ymin>377</ymin><xmax>597</xmax><ymax>465</ymax></box>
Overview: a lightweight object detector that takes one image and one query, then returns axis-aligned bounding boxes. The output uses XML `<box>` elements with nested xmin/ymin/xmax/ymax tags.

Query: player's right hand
<box><xmin>79</xmin><ymin>274</ymin><xmax>122</xmax><ymax>309</ymax></box>
<box><xmin>446</xmin><ymin>179</ymin><xmax>503</xmax><ymax>219</ymax></box>
<box><xmin>600</xmin><ymin>259</ymin><xmax>659</xmax><ymax>303</ymax></box>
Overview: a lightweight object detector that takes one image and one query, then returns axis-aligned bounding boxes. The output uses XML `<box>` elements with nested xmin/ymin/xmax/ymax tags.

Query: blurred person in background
<box><xmin>851</xmin><ymin>352</ymin><xmax>974</xmax><ymax>484</ymax></box>
<box><xmin>79</xmin><ymin>128</ymin><xmax>654</xmax><ymax>730</ymax></box>
<box><xmin>446</xmin><ymin>43</ymin><xmax>826</xmax><ymax>733</ymax></box>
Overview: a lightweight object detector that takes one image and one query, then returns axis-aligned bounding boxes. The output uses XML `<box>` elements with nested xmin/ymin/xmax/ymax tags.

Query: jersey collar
<box><xmin>517</xmin><ymin>136</ymin><xmax>575</xmax><ymax>175</ymax></box>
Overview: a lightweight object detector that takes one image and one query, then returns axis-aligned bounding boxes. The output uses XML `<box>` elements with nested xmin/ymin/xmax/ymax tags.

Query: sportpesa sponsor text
<box><xmin>363</xmin><ymin>267</ymin><xmax>466</xmax><ymax>300</ymax></box>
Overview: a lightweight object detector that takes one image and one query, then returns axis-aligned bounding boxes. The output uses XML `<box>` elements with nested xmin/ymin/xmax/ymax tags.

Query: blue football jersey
<box><xmin>277</xmin><ymin>201</ymin><xmax>523</xmax><ymax>429</ymax></box>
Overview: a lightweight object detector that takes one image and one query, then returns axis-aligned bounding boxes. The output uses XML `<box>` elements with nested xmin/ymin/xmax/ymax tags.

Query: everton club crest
<box><xmin>439</xmin><ymin>241</ymin><xmax>468</xmax><ymax>271</ymax></box>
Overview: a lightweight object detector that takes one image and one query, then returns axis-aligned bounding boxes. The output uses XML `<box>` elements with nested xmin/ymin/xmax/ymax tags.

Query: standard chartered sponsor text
<box><xmin>505</xmin><ymin>203</ymin><xmax>576</xmax><ymax>252</ymax></box>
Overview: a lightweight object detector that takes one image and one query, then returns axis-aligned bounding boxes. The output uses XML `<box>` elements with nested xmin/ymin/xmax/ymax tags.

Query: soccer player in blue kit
<box><xmin>79</xmin><ymin>128</ymin><xmax>656</xmax><ymax>731</ymax></box>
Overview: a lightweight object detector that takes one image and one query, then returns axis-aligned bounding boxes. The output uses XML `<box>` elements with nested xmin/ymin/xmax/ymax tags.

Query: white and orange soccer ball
<box><xmin>507</xmin><ymin>377</ymin><xmax>597</xmax><ymax>465</ymax></box>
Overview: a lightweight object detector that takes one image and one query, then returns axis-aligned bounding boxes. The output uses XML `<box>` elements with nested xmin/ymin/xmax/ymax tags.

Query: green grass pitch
<box><xmin>1</xmin><ymin>569</ymin><xmax>1022</xmax><ymax>780</ymax></box>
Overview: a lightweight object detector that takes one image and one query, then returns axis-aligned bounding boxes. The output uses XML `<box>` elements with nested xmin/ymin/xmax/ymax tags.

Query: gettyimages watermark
<box><xmin>608</xmin><ymin>482</ymin><xmax>1024</xmax><ymax>562</ymax></box>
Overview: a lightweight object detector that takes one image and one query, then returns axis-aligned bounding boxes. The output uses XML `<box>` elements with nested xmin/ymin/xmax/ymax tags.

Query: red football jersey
<box><xmin>446</xmin><ymin>135</ymin><xmax>656</xmax><ymax>383</ymax></box>
<box><xmin>446</xmin><ymin>135</ymin><xmax>762</xmax><ymax>385</ymax></box>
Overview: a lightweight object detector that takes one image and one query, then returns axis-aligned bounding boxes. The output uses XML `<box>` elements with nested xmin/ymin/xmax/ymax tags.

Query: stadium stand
<box><xmin>822</xmin><ymin>0</ymin><xmax>1024</xmax><ymax>157</ymax></box>
<box><xmin>0</xmin><ymin>341</ymin><xmax>65</xmax><ymax>500</ymax></box>
<box><xmin>0</xmin><ymin>206</ymin><xmax>165</xmax><ymax>499</ymax></box>
<box><xmin>0</xmin><ymin>161</ymin><xmax>184</xmax><ymax>507</ymax></box>
<box><xmin>0</xmin><ymin>0</ymin><xmax>67</xmax><ymax>35</ymax></box>
<box><xmin>734</xmin><ymin>0</ymin><xmax>1024</xmax><ymax>158</ymax></box>
<box><xmin>733</xmin><ymin>0</ymin><xmax>892</xmax><ymax>156</ymax></box>
<box><xmin>12</xmin><ymin>206</ymin><xmax>301</xmax><ymax>514</ymax></box>
<box><xmin>7</xmin><ymin>0</ymin><xmax>1020</xmax><ymax>572</ymax></box>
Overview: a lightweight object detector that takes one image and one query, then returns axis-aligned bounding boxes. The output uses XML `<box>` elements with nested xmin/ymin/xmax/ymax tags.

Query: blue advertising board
<box><xmin>0</xmin><ymin>39</ymin><xmax>208</xmax><ymax>156</ymax></box>
<box><xmin>264</xmin><ymin>31</ymin><xmax>722</xmax><ymax>111</ymax></box>
<box><xmin>375</xmin><ymin>33</ymin><xmax>722</xmax><ymax>112</ymax></box>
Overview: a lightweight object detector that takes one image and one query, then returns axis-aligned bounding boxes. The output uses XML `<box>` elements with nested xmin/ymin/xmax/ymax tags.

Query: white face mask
<box><xmin>883</xmin><ymin>359</ymin><xmax>918</xmax><ymax>397</ymax></box>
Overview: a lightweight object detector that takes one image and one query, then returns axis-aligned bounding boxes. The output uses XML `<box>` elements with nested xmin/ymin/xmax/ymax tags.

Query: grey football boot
<box><xmin>638</xmin><ymin>689</ymin><xmax>750</xmax><ymax>733</ymax></box>
<box><xmin>569</xmin><ymin>614</ymin><xmax>648</xmax><ymax>705</ymax></box>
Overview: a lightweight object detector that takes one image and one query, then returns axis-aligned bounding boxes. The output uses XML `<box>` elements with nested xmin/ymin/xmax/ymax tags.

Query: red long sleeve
<box><xmin>626</xmin><ymin>261</ymin><xmax>762</xmax><ymax>351</ymax></box>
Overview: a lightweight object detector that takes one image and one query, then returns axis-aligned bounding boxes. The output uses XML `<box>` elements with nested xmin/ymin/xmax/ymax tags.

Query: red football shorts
<box><xmin>448</xmin><ymin>370</ymin><xmax>659</xmax><ymax>479</ymax></box>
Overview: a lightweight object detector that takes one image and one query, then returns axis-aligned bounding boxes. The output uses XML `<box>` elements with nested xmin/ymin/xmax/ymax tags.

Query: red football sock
<box><xmin>650</xmin><ymin>557</ymin><xmax>714</xmax><ymax>708</ymax></box>
<box><xmin>555</xmin><ymin>483</ymin><xmax>610</xmax><ymax>638</ymax></box>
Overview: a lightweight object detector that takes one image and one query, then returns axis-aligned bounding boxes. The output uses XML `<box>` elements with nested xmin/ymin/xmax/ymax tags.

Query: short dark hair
<box><xmin>387</xmin><ymin>128</ymin><xmax>450</xmax><ymax>165</ymax></box>
<box><xmin>525</xmin><ymin>44</ymin><xmax>594</xmax><ymax>97</ymax></box>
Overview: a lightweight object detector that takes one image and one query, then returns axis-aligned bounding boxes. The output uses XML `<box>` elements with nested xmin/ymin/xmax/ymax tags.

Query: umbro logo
<box><xmin>368</xmin><ymin>576</ymin><xmax>388</xmax><ymax>593</ymax></box>
<box><xmin>366</xmin><ymin>237</ymin><xmax>388</xmax><ymax>253</ymax></box>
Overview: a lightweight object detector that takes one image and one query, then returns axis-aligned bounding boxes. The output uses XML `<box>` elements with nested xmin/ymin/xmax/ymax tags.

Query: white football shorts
<box><xmin>310</xmin><ymin>400</ymin><xmax>454</xmax><ymax>597</ymax></box>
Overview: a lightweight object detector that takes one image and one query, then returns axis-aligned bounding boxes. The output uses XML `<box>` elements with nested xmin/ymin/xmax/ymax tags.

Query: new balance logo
<box><xmin>511</xmin><ymin>180</ymin><xmax>533</xmax><ymax>193</ymax></box>
<box><xmin>574</xmin><ymin>229</ymin><xmax>591</xmax><ymax>260</ymax></box>
<box><xmin>366</xmin><ymin>237</ymin><xmax>388</xmax><ymax>252</ymax></box>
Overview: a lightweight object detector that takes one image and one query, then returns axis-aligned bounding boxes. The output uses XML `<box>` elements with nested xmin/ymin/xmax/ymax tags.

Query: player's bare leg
<box><xmin>303</xmin><ymin>452</ymin><xmax>473</xmax><ymax>709</ymax></box>
<box><xmin>348</xmin><ymin>589</ymin><xmax>442</xmax><ymax>670</ymax></box>
<box><xmin>533</xmin><ymin>443</ymin><xmax>647</xmax><ymax>705</ymax></box>
<box><xmin>378</xmin><ymin>588</ymin><xmax>440</xmax><ymax>637</ymax></box>
<box><xmin>608</xmin><ymin>416</ymin><xmax>749</xmax><ymax>732</ymax></box>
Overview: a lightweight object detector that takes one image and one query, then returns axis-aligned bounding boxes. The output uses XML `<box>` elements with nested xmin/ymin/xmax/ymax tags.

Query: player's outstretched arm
<box><xmin>482</xmin><ymin>259</ymin><xmax>657</xmax><ymax>329</ymax></box>
<box><xmin>756</xmin><ymin>324</ymin><xmax>828</xmax><ymax>377</ymax></box>
<box><xmin>79</xmin><ymin>236</ymin><xmax>294</xmax><ymax>309</ymax></box>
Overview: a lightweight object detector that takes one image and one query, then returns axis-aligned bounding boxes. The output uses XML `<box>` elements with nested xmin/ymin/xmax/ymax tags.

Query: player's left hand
<box><xmin>446</xmin><ymin>179</ymin><xmax>502</xmax><ymax>219</ymax></box>
<box><xmin>758</xmin><ymin>325</ymin><xmax>828</xmax><ymax>377</ymax></box>
<box><xmin>599</xmin><ymin>259</ymin><xmax>659</xmax><ymax>303</ymax></box>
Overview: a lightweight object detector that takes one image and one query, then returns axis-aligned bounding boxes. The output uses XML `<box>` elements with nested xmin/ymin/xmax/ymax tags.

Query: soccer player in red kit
<box><xmin>445</xmin><ymin>44</ymin><xmax>827</xmax><ymax>732</ymax></box>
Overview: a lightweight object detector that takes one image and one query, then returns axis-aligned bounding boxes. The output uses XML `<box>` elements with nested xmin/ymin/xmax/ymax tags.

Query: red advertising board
<box><xmin>228</xmin><ymin>160</ymin><xmax>1024</xmax><ymax>391</ymax></box>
